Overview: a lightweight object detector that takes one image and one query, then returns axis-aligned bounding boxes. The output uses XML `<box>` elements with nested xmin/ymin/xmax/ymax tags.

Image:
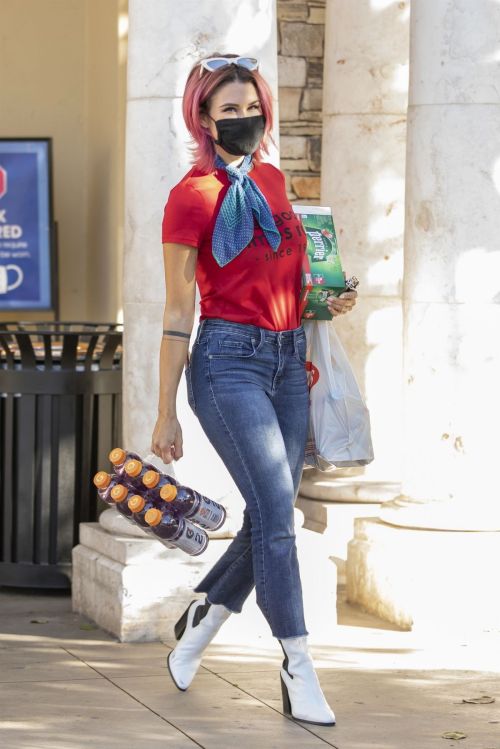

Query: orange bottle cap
<box><xmin>143</xmin><ymin>470</ymin><xmax>160</xmax><ymax>489</ymax></box>
<box><xmin>145</xmin><ymin>508</ymin><xmax>162</xmax><ymax>526</ymax></box>
<box><xmin>93</xmin><ymin>471</ymin><xmax>111</xmax><ymax>489</ymax></box>
<box><xmin>110</xmin><ymin>484</ymin><xmax>128</xmax><ymax>503</ymax></box>
<box><xmin>159</xmin><ymin>484</ymin><xmax>178</xmax><ymax>502</ymax></box>
<box><xmin>109</xmin><ymin>447</ymin><xmax>126</xmax><ymax>465</ymax></box>
<box><xmin>128</xmin><ymin>495</ymin><xmax>145</xmax><ymax>512</ymax></box>
<box><xmin>125</xmin><ymin>459</ymin><xmax>142</xmax><ymax>477</ymax></box>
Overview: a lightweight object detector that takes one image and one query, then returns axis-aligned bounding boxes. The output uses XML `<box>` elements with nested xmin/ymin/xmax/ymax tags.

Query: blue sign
<box><xmin>0</xmin><ymin>139</ymin><xmax>54</xmax><ymax>310</ymax></box>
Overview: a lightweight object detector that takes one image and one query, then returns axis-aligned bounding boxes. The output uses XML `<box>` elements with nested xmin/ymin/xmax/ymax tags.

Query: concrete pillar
<box><xmin>347</xmin><ymin>0</ymin><xmax>500</xmax><ymax>632</ymax></box>
<box><xmin>317</xmin><ymin>0</ymin><xmax>410</xmax><ymax>493</ymax></box>
<box><xmin>299</xmin><ymin>2</ymin><xmax>410</xmax><ymax>561</ymax></box>
<box><xmin>123</xmin><ymin>0</ymin><xmax>279</xmax><ymax>517</ymax></box>
<box><xmin>71</xmin><ymin>1</ymin><xmax>284</xmax><ymax>642</ymax></box>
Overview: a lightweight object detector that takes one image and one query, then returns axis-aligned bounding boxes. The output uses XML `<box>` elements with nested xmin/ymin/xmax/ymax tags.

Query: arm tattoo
<box><xmin>163</xmin><ymin>329</ymin><xmax>190</xmax><ymax>341</ymax></box>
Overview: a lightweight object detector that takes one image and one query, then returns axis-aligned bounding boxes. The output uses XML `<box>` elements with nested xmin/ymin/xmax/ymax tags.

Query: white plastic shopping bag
<box><xmin>303</xmin><ymin>320</ymin><xmax>374</xmax><ymax>471</ymax></box>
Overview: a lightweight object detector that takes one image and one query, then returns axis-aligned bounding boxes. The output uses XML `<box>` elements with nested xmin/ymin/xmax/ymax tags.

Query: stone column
<box><xmin>346</xmin><ymin>0</ymin><xmax>500</xmax><ymax>632</ymax></box>
<box><xmin>123</xmin><ymin>0</ymin><xmax>279</xmax><ymax>516</ymax></box>
<box><xmin>318</xmin><ymin>0</ymin><xmax>409</xmax><ymax>488</ymax></box>
<box><xmin>298</xmin><ymin>1</ymin><xmax>410</xmax><ymax>580</ymax></box>
<box><xmin>72</xmin><ymin>1</ymin><xmax>282</xmax><ymax>642</ymax></box>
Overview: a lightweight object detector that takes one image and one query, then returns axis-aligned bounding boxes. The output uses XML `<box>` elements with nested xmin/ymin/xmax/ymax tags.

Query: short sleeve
<box><xmin>264</xmin><ymin>163</ymin><xmax>285</xmax><ymax>183</ymax></box>
<box><xmin>161</xmin><ymin>184</ymin><xmax>206</xmax><ymax>248</ymax></box>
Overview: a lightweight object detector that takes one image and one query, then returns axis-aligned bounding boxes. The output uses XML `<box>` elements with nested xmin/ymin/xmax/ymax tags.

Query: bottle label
<box><xmin>175</xmin><ymin>518</ymin><xmax>209</xmax><ymax>555</ymax></box>
<box><xmin>190</xmin><ymin>496</ymin><xmax>226</xmax><ymax>530</ymax></box>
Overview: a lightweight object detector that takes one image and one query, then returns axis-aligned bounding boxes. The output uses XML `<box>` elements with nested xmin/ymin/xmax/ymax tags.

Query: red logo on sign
<box><xmin>0</xmin><ymin>166</ymin><xmax>7</xmax><ymax>199</ymax></box>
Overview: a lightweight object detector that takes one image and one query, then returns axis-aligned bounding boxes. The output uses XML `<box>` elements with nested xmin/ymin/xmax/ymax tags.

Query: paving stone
<box><xmin>3</xmin><ymin>586</ymin><xmax>499</xmax><ymax>749</ymax></box>
<box><xmin>233</xmin><ymin>668</ymin><xmax>500</xmax><ymax>748</ymax></box>
<box><xmin>0</xmin><ymin>644</ymin><xmax>96</xmax><ymax>683</ymax></box>
<box><xmin>0</xmin><ymin>678</ymin><xmax>194</xmax><ymax>748</ymax></box>
<box><xmin>65</xmin><ymin>641</ymin><xmax>172</xmax><ymax>679</ymax></box>
<box><xmin>112</xmin><ymin>673</ymin><xmax>328</xmax><ymax>748</ymax></box>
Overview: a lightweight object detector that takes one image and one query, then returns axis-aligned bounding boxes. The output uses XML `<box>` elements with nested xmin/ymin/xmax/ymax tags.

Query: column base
<box><xmin>380</xmin><ymin>496</ymin><xmax>500</xmax><ymax>531</ymax></box>
<box><xmin>346</xmin><ymin>517</ymin><xmax>500</xmax><ymax>633</ymax></box>
<box><xmin>72</xmin><ymin>523</ymin><xmax>232</xmax><ymax>642</ymax></box>
<box><xmin>300</xmin><ymin>468</ymin><xmax>400</xmax><ymax>504</ymax></box>
<box><xmin>72</xmin><ymin>513</ymin><xmax>338</xmax><ymax>644</ymax></box>
<box><xmin>297</xmin><ymin>495</ymin><xmax>381</xmax><ymax>584</ymax></box>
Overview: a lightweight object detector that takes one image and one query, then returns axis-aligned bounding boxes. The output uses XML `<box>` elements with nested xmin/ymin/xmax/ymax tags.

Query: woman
<box><xmin>151</xmin><ymin>53</ymin><xmax>357</xmax><ymax>726</ymax></box>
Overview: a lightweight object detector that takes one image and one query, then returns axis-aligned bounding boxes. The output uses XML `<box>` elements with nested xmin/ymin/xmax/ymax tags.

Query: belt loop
<box><xmin>293</xmin><ymin>327</ymin><xmax>300</xmax><ymax>356</ymax></box>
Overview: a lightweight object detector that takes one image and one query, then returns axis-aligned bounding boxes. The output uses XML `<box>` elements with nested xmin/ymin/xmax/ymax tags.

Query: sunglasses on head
<box><xmin>199</xmin><ymin>56</ymin><xmax>259</xmax><ymax>77</ymax></box>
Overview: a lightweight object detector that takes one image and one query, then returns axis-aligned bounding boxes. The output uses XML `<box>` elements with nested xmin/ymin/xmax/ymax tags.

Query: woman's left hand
<box><xmin>327</xmin><ymin>289</ymin><xmax>358</xmax><ymax>317</ymax></box>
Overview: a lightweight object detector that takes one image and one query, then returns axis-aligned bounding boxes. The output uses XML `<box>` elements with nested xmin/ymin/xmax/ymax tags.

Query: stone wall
<box><xmin>277</xmin><ymin>0</ymin><xmax>325</xmax><ymax>205</ymax></box>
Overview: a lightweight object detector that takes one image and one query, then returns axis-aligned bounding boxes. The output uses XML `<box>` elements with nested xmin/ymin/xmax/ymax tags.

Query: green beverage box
<box><xmin>293</xmin><ymin>205</ymin><xmax>346</xmax><ymax>320</ymax></box>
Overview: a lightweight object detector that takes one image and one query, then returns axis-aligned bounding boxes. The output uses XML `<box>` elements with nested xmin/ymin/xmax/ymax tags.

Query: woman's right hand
<box><xmin>151</xmin><ymin>412</ymin><xmax>183</xmax><ymax>464</ymax></box>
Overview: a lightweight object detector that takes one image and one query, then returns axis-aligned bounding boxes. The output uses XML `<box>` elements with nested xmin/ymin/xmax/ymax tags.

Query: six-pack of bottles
<box><xmin>93</xmin><ymin>448</ymin><xmax>226</xmax><ymax>556</ymax></box>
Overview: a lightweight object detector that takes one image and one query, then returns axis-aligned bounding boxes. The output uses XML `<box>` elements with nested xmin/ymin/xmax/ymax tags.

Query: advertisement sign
<box><xmin>0</xmin><ymin>138</ymin><xmax>56</xmax><ymax>310</ymax></box>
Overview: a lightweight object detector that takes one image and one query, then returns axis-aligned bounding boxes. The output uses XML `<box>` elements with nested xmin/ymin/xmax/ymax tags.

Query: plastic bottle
<box><xmin>109</xmin><ymin>447</ymin><xmax>141</xmax><ymax>474</ymax></box>
<box><xmin>127</xmin><ymin>493</ymin><xmax>176</xmax><ymax>548</ymax></box>
<box><xmin>108</xmin><ymin>447</ymin><xmax>161</xmax><ymax>482</ymax></box>
<box><xmin>127</xmin><ymin>494</ymin><xmax>154</xmax><ymax>528</ymax></box>
<box><xmin>159</xmin><ymin>484</ymin><xmax>226</xmax><ymax>531</ymax></box>
<box><xmin>122</xmin><ymin>458</ymin><xmax>164</xmax><ymax>491</ymax></box>
<box><xmin>142</xmin><ymin>470</ymin><xmax>179</xmax><ymax>502</ymax></box>
<box><xmin>108</xmin><ymin>483</ymin><xmax>135</xmax><ymax>519</ymax></box>
<box><xmin>145</xmin><ymin>507</ymin><xmax>209</xmax><ymax>556</ymax></box>
<box><xmin>93</xmin><ymin>471</ymin><xmax>121</xmax><ymax>504</ymax></box>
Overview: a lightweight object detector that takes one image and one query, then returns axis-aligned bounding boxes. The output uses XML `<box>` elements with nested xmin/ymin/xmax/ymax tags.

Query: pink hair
<box><xmin>182</xmin><ymin>53</ymin><xmax>275</xmax><ymax>174</ymax></box>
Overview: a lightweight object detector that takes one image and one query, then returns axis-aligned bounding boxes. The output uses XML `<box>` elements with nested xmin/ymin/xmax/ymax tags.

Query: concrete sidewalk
<box><xmin>0</xmin><ymin>585</ymin><xmax>499</xmax><ymax>749</ymax></box>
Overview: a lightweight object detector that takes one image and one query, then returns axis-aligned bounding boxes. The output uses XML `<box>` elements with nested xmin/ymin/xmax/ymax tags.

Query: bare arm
<box><xmin>151</xmin><ymin>242</ymin><xmax>197</xmax><ymax>462</ymax></box>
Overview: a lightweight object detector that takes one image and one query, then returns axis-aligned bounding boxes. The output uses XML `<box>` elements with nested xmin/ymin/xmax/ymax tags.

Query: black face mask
<box><xmin>209</xmin><ymin>114</ymin><xmax>265</xmax><ymax>156</ymax></box>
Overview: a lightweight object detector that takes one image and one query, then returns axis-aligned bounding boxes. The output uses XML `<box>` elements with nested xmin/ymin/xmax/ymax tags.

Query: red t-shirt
<box><xmin>161</xmin><ymin>160</ymin><xmax>307</xmax><ymax>331</ymax></box>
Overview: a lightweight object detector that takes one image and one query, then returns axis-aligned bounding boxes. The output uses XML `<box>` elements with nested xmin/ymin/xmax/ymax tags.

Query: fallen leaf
<box><xmin>30</xmin><ymin>619</ymin><xmax>48</xmax><ymax>624</ymax></box>
<box><xmin>79</xmin><ymin>623</ymin><xmax>97</xmax><ymax>631</ymax></box>
<box><xmin>442</xmin><ymin>732</ymin><xmax>467</xmax><ymax>740</ymax></box>
<box><xmin>461</xmin><ymin>695</ymin><xmax>495</xmax><ymax>704</ymax></box>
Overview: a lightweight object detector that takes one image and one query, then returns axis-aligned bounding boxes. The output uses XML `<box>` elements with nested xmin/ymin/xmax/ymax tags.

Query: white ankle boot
<box><xmin>279</xmin><ymin>636</ymin><xmax>336</xmax><ymax>726</ymax></box>
<box><xmin>167</xmin><ymin>598</ymin><xmax>231</xmax><ymax>691</ymax></box>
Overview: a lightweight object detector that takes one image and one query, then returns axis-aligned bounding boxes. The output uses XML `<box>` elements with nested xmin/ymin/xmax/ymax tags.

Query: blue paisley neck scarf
<box><xmin>212</xmin><ymin>154</ymin><xmax>281</xmax><ymax>267</ymax></box>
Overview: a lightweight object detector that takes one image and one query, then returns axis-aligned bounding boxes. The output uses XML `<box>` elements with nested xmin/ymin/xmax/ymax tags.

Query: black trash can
<box><xmin>0</xmin><ymin>321</ymin><xmax>123</xmax><ymax>589</ymax></box>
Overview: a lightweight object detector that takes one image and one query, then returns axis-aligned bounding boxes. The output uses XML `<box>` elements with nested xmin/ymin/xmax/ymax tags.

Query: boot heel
<box><xmin>174</xmin><ymin>604</ymin><xmax>191</xmax><ymax>640</ymax></box>
<box><xmin>280</xmin><ymin>674</ymin><xmax>292</xmax><ymax>716</ymax></box>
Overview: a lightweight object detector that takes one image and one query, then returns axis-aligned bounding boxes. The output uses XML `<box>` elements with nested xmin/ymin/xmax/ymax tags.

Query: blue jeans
<box><xmin>184</xmin><ymin>317</ymin><xmax>310</xmax><ymax>639</ymax></box>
